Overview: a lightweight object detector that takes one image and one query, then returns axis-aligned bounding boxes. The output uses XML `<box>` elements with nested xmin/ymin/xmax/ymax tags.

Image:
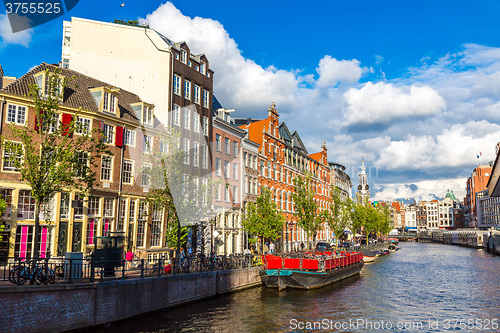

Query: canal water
<box><xmin>95</xmin><ymin>242</ymin><xmax>500</xmax><ymax>332</ymax></box>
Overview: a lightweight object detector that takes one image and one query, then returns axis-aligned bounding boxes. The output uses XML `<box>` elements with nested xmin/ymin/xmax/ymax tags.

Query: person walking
<box><xmin>269</xmin><ymin>242</ymin><xmax>275</xmax><ymax>254</ymax></box>
<box><xmin>300</xmin><ymin>242</ymin><xmax>305</xmax><ymax>251</ymax></box>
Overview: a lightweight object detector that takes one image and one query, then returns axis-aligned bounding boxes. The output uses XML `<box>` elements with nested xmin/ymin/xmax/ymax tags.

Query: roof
<box><xmin>0</xmin><ymin>63</ymin><xmax>145</xmax><ymax>125</ymax></box>
<box><xmin>291</xmin><ymin>130</ymin><xmax>307</xmax><ymax>154</ymax></box>
<box><xmin>309</xmin><ymin>152</ymin><xmax>322</xmax><ymax>163</ymax></box>
<box><xmin>239</xmin><ymin>118</ymin><xmax>271</xmax><ymax>147</ymax></box>
<box><xmin>391</xmin><ymin>201</ymin><xmax>401</xmax><ymax>212</ymax></box>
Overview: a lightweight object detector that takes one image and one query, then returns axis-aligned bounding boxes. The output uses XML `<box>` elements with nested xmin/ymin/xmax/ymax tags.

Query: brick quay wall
<box><xmin>0</xmin><ymin>266</ymin><xmax>263</xmax><ymax>333</ymax></box>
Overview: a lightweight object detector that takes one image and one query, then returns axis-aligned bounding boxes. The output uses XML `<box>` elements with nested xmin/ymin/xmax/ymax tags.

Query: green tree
<box><xmin>2</xmin><ymin>69</ymin><xmax>108</xmax><ymax>259</ymax></box>
<box><xmin>242</xmin><ymin>187</ymin><xmax>285</xmax><ymax>254</ymax></box>
<box><xmin>349</xmin><ymin>196</ymin><xmax>367</xmax><ymax>240</ymax></box>
<box><xmin>0</xmin><ymin>197</ymin><xmax>6</xmax><ymax>241</ymax></box>
<box><xmin>326</xmin><ymin>186</ymin><xmax>352</xmax><ymax>246</ymax></box>
<box><xmin>291</xmin><ymin>174</ymin><xmax>325</xmax><ymax>249</ymax></box>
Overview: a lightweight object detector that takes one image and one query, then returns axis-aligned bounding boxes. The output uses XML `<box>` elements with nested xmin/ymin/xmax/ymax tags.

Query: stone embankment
<box><xmin>0</xmin><ymin>266</ymin><xmax>262</xmax><ymax>333</ymax></box>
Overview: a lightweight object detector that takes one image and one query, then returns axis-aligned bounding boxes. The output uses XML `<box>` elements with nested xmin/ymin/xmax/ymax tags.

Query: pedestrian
<box><xmin>126</xmin><ymin>248</ymin><xmax>134</xmax><ymax>269</ymax></box>
<box><xmin>301</xmin><ymin>242</ymin><xmax>305</xmax><ymax>251</ymax></box>
<box><xmin>269</xmin><ymin>242</ymin><xmax>275</xmax><ymax>254</ymax></box>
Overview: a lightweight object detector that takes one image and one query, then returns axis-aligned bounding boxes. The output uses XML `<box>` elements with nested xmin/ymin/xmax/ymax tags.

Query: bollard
<box><xmin>122</xmin><ymin>260</ymin><xmax>126</xmax><ymax>279</ymax></box>
<box><xmin>140</xmin><ymin>259</ymin><xmax>144</xmax><ymax>278</ymax></box>
<box><xmin>158</xmin><ymin>257</ymin><xmax>162</xmax><ymax>277</ymax></box>
<box><xmin>90</xmin><ymin>258</ymin><xmax>95</xmax><ymax>283</ymax></box>
<box><xmin>68</xmin><ymin>259</ymin><xmax>73</xmax><ymax>283</ymax></box>
<box><xmin>100</xmin><ymin>258</ymin><xmax>104</xmax><ymax>282</ymax></box>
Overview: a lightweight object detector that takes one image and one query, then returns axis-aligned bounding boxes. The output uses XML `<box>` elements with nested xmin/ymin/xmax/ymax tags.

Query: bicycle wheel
<box><xmin>9</xmin><ymin>266</ymin><xmax>20</xmax><ymax>284</ymax></box>
<box><xmin>54</xmin><ymin>265</ymin><xmax>64</xmax><ymax>281</ymax></box>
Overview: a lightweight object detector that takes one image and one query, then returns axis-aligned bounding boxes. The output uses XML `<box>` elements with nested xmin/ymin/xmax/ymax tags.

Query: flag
<box><xmin>477</xmin><ymin>152</ymin><xmax>482</xmax><ymax>159</ymax></box>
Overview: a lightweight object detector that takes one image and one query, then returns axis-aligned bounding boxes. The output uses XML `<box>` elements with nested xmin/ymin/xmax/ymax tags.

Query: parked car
<box><xmin>315</xmin><ymin>242</ymin><xmax>332</xmax><ymax>251</ymax></box>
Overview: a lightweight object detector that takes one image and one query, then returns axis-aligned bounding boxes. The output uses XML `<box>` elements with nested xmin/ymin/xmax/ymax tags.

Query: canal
<box><xmin>93</xmin><ymin>242</ymin><xmax>500</xmax><ymax>332</ymax></box>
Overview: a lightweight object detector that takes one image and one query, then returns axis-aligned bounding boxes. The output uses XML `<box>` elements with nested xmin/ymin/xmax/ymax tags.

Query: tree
<box><xmin>242</xmin><ymin>187</ymin><xmax>285</xmax><ymax>254</ymax></box>
<box><xmin>0</xmin><ymin>197</ymin><xmax>6</xmax><ymax>242</ymax></box>
<box><xmin>2</xmin><ymin>69</ymin><xmax>108</xmax><ymax>259</ymax></box>
<box><xmin>145</xmin><ymin>128</ymin><xmax>215</xmax><ymax>255</ymax></box>
<box><xmin>326</xmin><ymin>186</ymin><xmax>352</xmax><ymax>246</ymax></box>
<box><xmin>291</xmin><ymin>174</ymin><xmax>324</xmax><ymax>249</ymax></box>
<box><xmin>349</xmin><ymin>196</ymin><xmax>367</xmax><ymax>240</ymax></box>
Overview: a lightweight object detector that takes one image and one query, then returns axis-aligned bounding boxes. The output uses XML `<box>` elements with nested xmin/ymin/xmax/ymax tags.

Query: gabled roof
<box><xmin>239</xmin><ymin>118</ymin><xmax>271</xmax><ymax>147</ymax></box>
<box><xmin>0</xmin><ymin>63</ymin><xmax>152</xmax><ymax>126</ymax></box>
<box><xmin>279</xmin><ymin>122</ymin><xmax>292</xmax><ymax>145</ymax></box>
<box><xmin>309</xmin><ymin>152</ymin><xmax>322</xmax><ymax>163</ymax></box>
<box><xmin>391</xmin><ymin>201</ymin><xmax>401</xmax><ymax>212</ymax></box>
<box><xmin>291</xmin><ymin>130</ymin><xmax>308</xmax><ymax>154</ymax></box>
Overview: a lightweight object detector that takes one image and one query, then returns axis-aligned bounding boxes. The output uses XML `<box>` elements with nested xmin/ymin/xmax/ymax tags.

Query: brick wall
<box><xmin>0</xmin><ymin>267</ymin><xmax>262</xmax><ymax>333</ymax></box>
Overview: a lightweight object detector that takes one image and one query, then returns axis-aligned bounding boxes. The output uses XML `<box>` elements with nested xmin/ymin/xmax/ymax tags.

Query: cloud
<box><xmin>316</xmin><ymin>56</ymin><xmax>365</xmax><ymax>88</ymax></box>
<box><xmin>342</xmin><ymin>82</ymin><xmax>446</xmax><ymax>127</ymax></box>
<box><xmin>0</xmin><ymin>14</ymin><xmax>32</xmax><ymax>47</ymax></box>
<box><xmin>375</xmin><ymin>121</ymin><xmax>500</xmax><ymax>171</ymax></box>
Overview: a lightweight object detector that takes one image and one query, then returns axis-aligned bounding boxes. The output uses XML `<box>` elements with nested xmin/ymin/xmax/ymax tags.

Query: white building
<box><xmin>405</xmin><ymin>205</ymin><xmax>417</xmax><ymax>230</ymax></box>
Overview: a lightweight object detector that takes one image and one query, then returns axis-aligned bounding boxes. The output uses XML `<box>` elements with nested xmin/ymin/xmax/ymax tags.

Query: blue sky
<box><xmin>2</xmin><ymin>0</ymin><xmax>500</xmax><ymax>201</ymax></box>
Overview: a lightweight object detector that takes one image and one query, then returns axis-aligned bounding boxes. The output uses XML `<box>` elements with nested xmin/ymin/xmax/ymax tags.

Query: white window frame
<box><xmin>203</xmin><ymin>90</ymin><xmax>209</xmax><ymax>108</ymax></box>
<box><xmin>183</xmin><ymin>138</ymin><xmax>190</xmax><ymax>165</ymax></box>
<box><xmin>225</xmin><ymin>138</ymin><xmax>230</xmax><ymax>155</ymax></box>
<box><xmin>184</xmin><ymin>80</ymin><xmax>191</xmax><ymax>100</ymax></box>
<box><xmin>123</xmin><ymin>159</ymin><xmax>134</xmax><ymax>184</ymax></box>
<box><xmin>233</xmin><ymin>142</ymin><xmax>238</xmax><ymax>157</ymax></box>
<box><xmin>200</xmin><ymin>62</ymin><xmax>206</xmax><ymax>75</ymax></box>
<box><xmin>202</xmin><ymin>145</ymin><xmax>208</xmax><ymax>169</ymax></box>
<box><xmin>216</xmin><ymin>134</ymin><xmax>221</xmax><ymax>151</ymax></box>
<box><xmin>173</xmin><ymin>104</ymin><xmax>180</xmax><ymax>127</ymax></box>
<box><xmin>2</xmin><ymin>141</ymin><xmax>22</xmax><ymax>172</ymax></box>
<box><xmin>143</xmin><ymin>134</ymin><xmax>152</xmax><ymax>153</ymax></box>
<box><xmin>184</xmin><ymin>108</ymin><xmax>190</xmax><ymax>130</ymax></box>
<box><xmin>142</xmin><ymin>105</ymin><xmax>153</xmax><ymax>126</ymax></box>
<box><xmin>142</xmin><ymin>163</ymin><xmax>152</xmax><ymax>187</ymax></box>
<box><xmin>103</xmin><ymin>92</ymin><xmax>116</xmax><ymax>114</ymax></box>
<box><xmin>233</xmin><ymin>163</ymin><xmax>238</xmax><ymax>180</ymax></box>
<box><xmin>101</xmin><ymin>155</ymin><xmax>113</xmax><ymax>181</ymax></box>
<box><xmin>75</xmin><ymin>117</ymin><xmax>91</xmax><ymax>135</ymax></box>
<box><xmin>124</xmin><ymin>129</ymin><xmax>136</xmax><ymax>147</ymax></box>
<box><xmin>203</xmin><ymin>116</ymin><xmax>209</xmax><ymax>136</ymax></box>
<box><xmin>103</xmin><ymin>124</ymin><xmax>114</xmax><ymax>144</ymax></box>
<box><xmin>193</xmin><ymin>113</ymin><xmax>200</xmax><ymax>134</ymax></box>
<box><xmin>6</xmin><ymin>104</ymin><xmax>26</xmax><ymax>125</ymax></box>
<box><xmin>173</xmin><ymin>75</ymin><xmax>181</xmax><ymax>95</ymax></box>
<box><xmin>181</xmin><ymin>49</ymin><xmax>187</xmax><ymax>63</ymax></box>
<box><xmin>194</xmin><ymin>85</ymin><xmax>200</xmax><ymax>104</ymax></box>
<box><xmin>215</xmin><ymin>158</ymin><xmax>221</xmax><ymax>176</ymax></box>
<box><xmin>224</xmin><ymin>161</ymin><xmax>230</xmax><ymax>178</ymax></box>
<box><xmin>193</xmin><ymin>141</ymin><xmax>199</xmax><ymax>167</ymax></box>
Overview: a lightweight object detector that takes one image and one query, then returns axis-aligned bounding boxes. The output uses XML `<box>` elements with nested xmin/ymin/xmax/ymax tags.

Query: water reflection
<box><xmin>91</xmin><ymin>243</ymin><xmax>500</xmax><ymax>332</ymax></box>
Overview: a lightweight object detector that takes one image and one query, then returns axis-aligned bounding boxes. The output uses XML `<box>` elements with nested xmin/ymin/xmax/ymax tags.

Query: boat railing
<box><xmin>263</xmin><ymin>252</ymin><xmax>363</xmax><ymax>272</ymax></box>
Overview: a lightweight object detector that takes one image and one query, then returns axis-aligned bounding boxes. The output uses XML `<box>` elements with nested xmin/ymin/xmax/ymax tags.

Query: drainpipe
<box><xmin>116</xmin><ymin>125</ymin><xmax>126</xmax><ymax>236</ymax></box>
<box><xmin>0</xmin><ymin>96</ymin><xmax>5</xmax><ymax>135</ymax></box>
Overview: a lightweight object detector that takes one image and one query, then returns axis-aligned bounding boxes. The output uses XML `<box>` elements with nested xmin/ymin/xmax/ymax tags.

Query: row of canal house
<box><xmin>0</xmin><ymin>17</ymin><xmax>336</xmax><ymax>261</ymax></box>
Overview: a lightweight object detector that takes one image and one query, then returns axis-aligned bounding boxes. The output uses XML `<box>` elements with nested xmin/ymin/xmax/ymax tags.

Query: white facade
<box><xmin>438</xmin><ymin>197</ymin><xmax>454</xmax><ymax>228</ymax></box>
<box><xmin>426</xmin><ymin>201</ymin><xmax>439</xmax><ymax>229</ymax></box>
<box><xmin>405</xmin><ymin>205</ymin><xmax>417</xmax><ymax>229</ymax></box>
<box><xmin>62</xmin><ymin>18</ymin><xmax>174</xmax><ymax>125</ymax></box>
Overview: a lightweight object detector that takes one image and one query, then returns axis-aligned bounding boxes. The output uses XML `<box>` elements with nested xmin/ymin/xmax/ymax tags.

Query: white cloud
<box><xmin>0</xmin><ymin>14</ymin><xmax>32</xmax><ymax>47</ymax></box>
<box><xmin>316</xmin><ymin>56</ymin><xmax>365</xmax><ymax>88</ymax></box>
<box><xmin>375</xmin><ymin>121</ymin><xmax>500</xmax><ymax>171</ymax></box>
<box><xmin>342</xmin><ymin>82</ymin><xmax>446</xmax><ymax>127</ymax></box>
<box><xmin>372</xmin><ymin>178</ymin><xmax>466</xmax><ymax>202</ymax></box>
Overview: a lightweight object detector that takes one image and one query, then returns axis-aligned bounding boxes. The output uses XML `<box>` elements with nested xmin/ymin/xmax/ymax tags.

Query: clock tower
<box><xmin>357</xmin><ymin>156</ymin><xmax>370</xmax><ymax>205</ymax></box>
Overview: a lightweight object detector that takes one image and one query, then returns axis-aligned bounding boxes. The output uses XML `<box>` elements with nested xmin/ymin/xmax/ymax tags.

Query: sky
<box><xmin>2</xmin><ymin>0</ymin><xmax>500</xmax><ymax>202</ymax></box>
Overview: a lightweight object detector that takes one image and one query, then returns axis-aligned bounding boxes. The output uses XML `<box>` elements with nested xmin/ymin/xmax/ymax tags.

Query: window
<box><xmin>181</xmin><ymin>49</ymin><xmax>187</xmax><ymax>63</ymax></box>
<box><xmin>142</xmin><ymin>163</ymin><xmax>151</xmax><ymax>187</ymax></box>
<box><xmin>87</xmin><ymin>218</ymin><xmax>98</xmax><ymax>245</ymax></box>
<box><xmin>194</xmin><ymin>85</ymin><xmax>200</xmax><ymax>104</ymax></box>
<box><xmin>103</xmin><ymin>124</ymin><xmax>114</xmax><ymax>144</ymax></box>
<box><xmin>202</xmin><ymin>178</ymin><xmax>208</xmax><ymax>206</ymax></box>
<box><xmin>184</xmin><ymin>80</ymin><xmax>191</xmax><ymax>100</ymax></box>
<box><xmin>1</xmin><ymin>189</ymin><xmax>13</xmax><ymax>220</ymax></box>
<box><xmin>7</xmin><ymin>104</ymin><xmax>26</xmax><ymax>125</ymax></box>
<box><xmin>123</xmin><ymin>160</ymin><xmax>134</xmax><ymax>184</ymax></box>
<box><xmin>193</xmin><ymin>113</ymin><xmax>200</xmax><ymax>133</ymax></box>
<box><xmin>233</xmin><ymin>186</ymin><xmax>238</xmax><ymax>203</ymax></box>
<box><xmin>233</xmin><ymin>163</ymin><xmax>238</xmax><ymax>180</ymax></box>
<box><xmin>203</xmin><ymin>116</ymin><xmax>209</xmax><ymax>136</ymax></box>
<box><xmin>59</xmin><ymin>193</ymin><xmax>70</xmax><ymax>220</ymax></box>
<box><xmin>103</xmin><ymin>92</ymin><xmax>116</xmax><ymax>113</ymax></box>
<box><xmin>143</xmin><ymin>134</ymin><xmax>152</xmax><ymax>153</ymax></box>
<box><xmin>183</xmin><ymin>139</ymin><xmax>190</xmax><ymax>165</ymax></box>
<box><xmin>3</xmin><ymin>142</ymin><xmax>22</xmax><ymax>171</ymax></box>
<box><xmin>75</xmin><ymin>117</ymin><xmax>91</xmax><ymax>135</ymax></box>
<box><xmin>224</xmin><ymin>161</ymin><xmax>230</xmax><ymax>178</ymax></box>
<box><xmin>225</xmin><ymin>186</ymin><xmax>230</xmax><ymax>202</ymax></box>
<box><xmin>203</xmin><ymin>90</ymin><xmax>209</xmax><ymax>108</ymax></box>
<box><xmin>215</xmin><ymin>184</ymin><xmax>220</xmax><ymax>201</ymax></box>
<box><xmin>73</xmin><ymin>194</ymin><xmax>84</xmax><ymax>220</ymax></box>
<box><xmin>142</xmin><ymin>105</ymin><xmax>153</xmax><ymax>126</ymax></box>
<box><xmin>200</xmin><ymin>62</ymin><xmax>206</xmax><ymax>75</ymax></box>
<box><xmin>225</xmin><ymin>138</ymin><xmax>230</xmax><ymax>154</ymax></box>
<box><xmin>150</xmin><ymin>207</ymin><xmax>162</xmax><ymax>247</ymax></box>
<box><xmin>136</xmin><ymin>220</ymin><xmax>145</xmax><ymax>248</ymax></box>
<box><xmin>202</xmin><ymin>145</ymin><xmax>208</xmax><ymax>169</ymax></box>
<box><xmin>42</xmin><ymin>113</ymin><xmax>59</xmax><ymax>133</ymax></box>
<box><xmin>74</xmin><ymin>151</ymin><xmax>88</xmax><ymax>178</ymax></box>
<box><xmin>173</xmin><ymin>75</ymin><xmax>181</xmax><ymax>95</ymax></box>
<box><xmin>18</xmin><ymin>190</ymin><xmax>35</xmax><ymax>220</ymax></box>
<box><xmin>159</xmin><ymin>139</ymin><xmax>168</xmax><ymax>154</ymax></box>
<box><xmin>216</xmin><ymin>134</ymin><xmax>221</xmax><ymax>151</ymax></box>
<box><xmin>215</xmin><ymin>158</ymin><xmax>221</xmax><ymax>176</ymax></box>
<box><xmin>193</xmin><ymin>142</ymin><xmax>199</xmax><ymax>167</ymax></box>
<box><xmin>101</xmin><ymin>156</ymin><xmax>113</xmax><ymax>181</ymax></box>
<box><xmin>124</xmin><ymin>129</ymin><xmax>136</xmax><ymax>146</ymax></box>
<box><xmin>103</xmin><ymin>198</ymin><xmax>114</xmax><ymax>217</ymax></box>
<box><xmin>233</xmin><ymin>142</ymin><xmax>238</xmax><ymax>157</ymax></box>
<box><xmin>173</xmin><ymin>104</ymin><xmax>180</xmax><ymax>126</ymax></box>
<box><xmin>129</xmin><ymin>199</ymin><xmax>136</xmax><ymax>224</ymax></box>
<box><xmin>117</xmin><ymin>199</ymin><xmax>126</xmax><ymax>231</ymax></box>
<box><xmin>184</xmin><ymin>108</ymin><xmax>190</xmax><ymax>130</ymax></box>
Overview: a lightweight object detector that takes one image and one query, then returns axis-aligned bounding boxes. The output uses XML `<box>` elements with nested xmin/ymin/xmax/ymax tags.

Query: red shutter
<box><xmin>99</xmin><ymin>121</ymin><xmax>104</xmax><ymax>141</ymax></box>
<box><xmin>115</xmin><ymin>126</ymin><xmax>123</xmax><ymax>147</ymax></box>
<box><xmin>139</xmin><ymin>133</ymin><xmax>144</xmax><ymax>152</ymax></box>
<box><xmin>154</xmin><ymin>136</ymin><xmax>160</xmax><ymax>152</ymax></box>
<box><xmin>34</xmin><ymin>110</ymin><xmax>44</xmax><ymax>132</ymax></box>
<box><xmin>61</xmin><ymin>113</ymin><xmax>73</xmax><ymax>136</ymax></box>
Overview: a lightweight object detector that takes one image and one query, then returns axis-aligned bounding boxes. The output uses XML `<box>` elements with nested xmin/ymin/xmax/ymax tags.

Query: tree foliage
<box><xmin>242</xmin><ymin>187</ymin><xmax>285</xmax><ymax>253</ymax></box>
<box><xmin>326</xmin><ymin>186</ymin><xmax>353</xmax><ymax>245</ymax></box>
<box><xmin>291</xmin><ymin>174</ymin><xmax>325</xmax><ymax>248</ymax></box>
<box><xmin>2</xmin><ymin>69</ymin><xmax>109</xmax><ymax>258</ymax></box>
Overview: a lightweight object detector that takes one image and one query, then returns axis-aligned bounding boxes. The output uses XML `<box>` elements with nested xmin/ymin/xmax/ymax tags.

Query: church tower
<box><xmin>357</xmin><ymin>156</ymin><xmax>370</xmax><ymax>205</ymax></box>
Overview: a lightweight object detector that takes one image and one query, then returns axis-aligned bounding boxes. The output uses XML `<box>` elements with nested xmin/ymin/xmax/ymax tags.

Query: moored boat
<box><xmin>260</xmin><ymin>251</ymin><xmax>364</xmax><ymax>290</ymax></box>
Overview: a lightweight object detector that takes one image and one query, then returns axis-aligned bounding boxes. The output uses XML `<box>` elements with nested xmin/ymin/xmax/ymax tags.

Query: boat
<box><xmin>361</xmin><ymin>249</ymin><xmax>378</xmax><ymax>263</ymax></box>
<box><xmin>260</xmin><ymin>251</ymin><xmax>364</xmax><ymax>290</ymax></box>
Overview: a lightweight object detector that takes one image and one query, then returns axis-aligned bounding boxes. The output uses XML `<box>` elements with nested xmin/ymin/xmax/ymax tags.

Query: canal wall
<box><xmin>418</xmin><ymin>229</ymin><xmax>500</xmax><ymax>255</ymax></box>
<box><xmin>0</xmin><ymin>266</ymin><xmax>263</xmax><ymax>333</ymax></box>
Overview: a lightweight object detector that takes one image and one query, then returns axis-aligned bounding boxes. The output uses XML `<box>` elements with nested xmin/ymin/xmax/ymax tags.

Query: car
<box><xmin>315</xmin><ymin>242</ymin><xmax>332</xmax><ymax>251</ymax></box>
